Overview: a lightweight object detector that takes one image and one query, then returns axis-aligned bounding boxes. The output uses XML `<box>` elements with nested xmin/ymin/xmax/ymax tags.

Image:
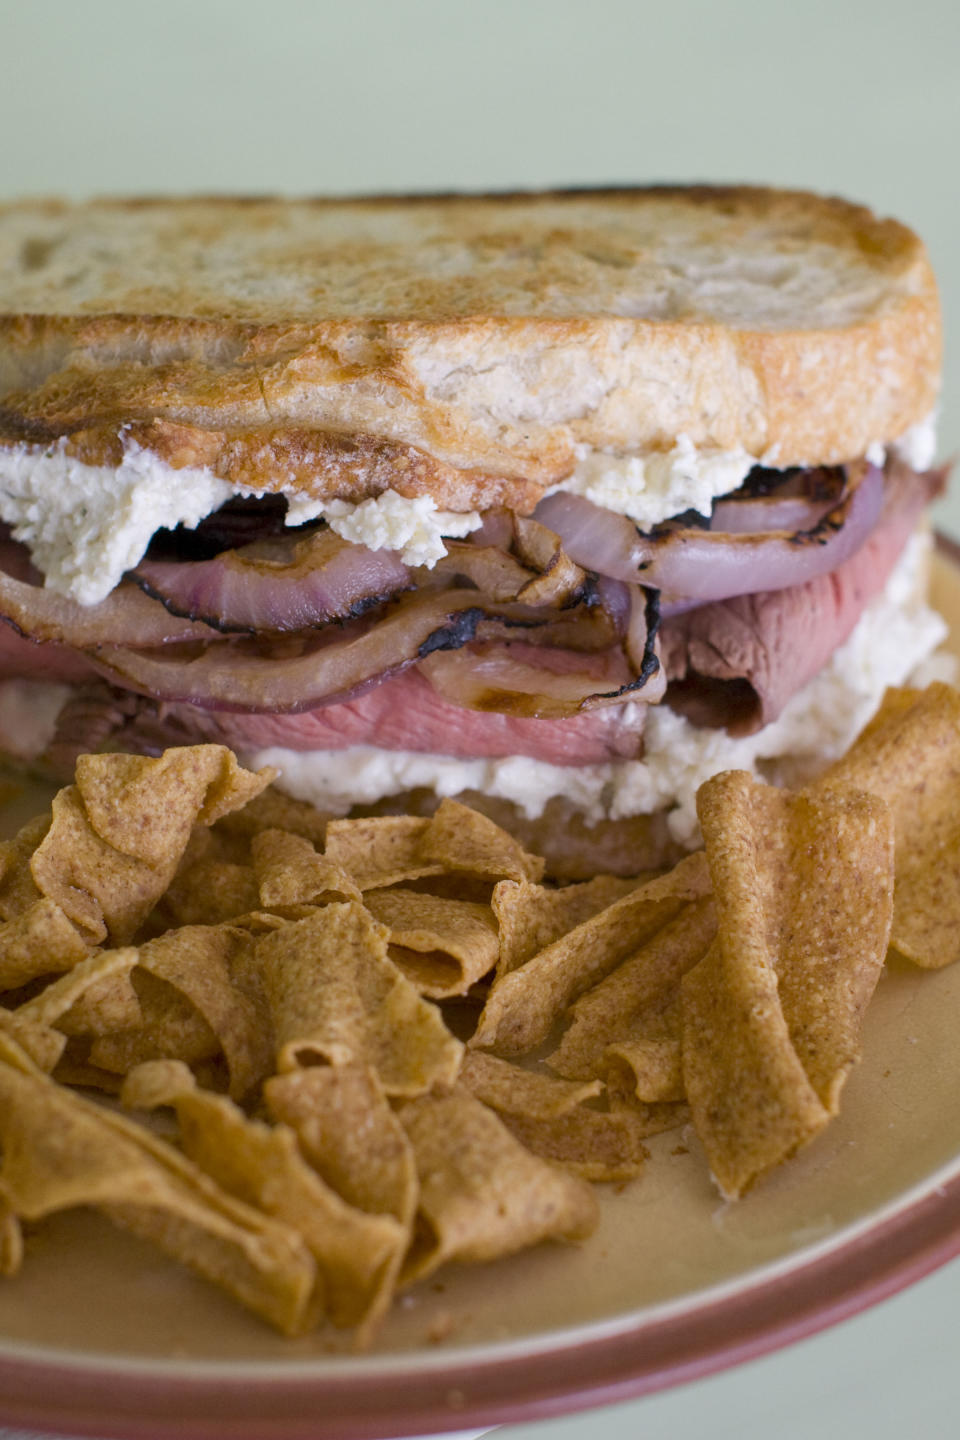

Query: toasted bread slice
<box><xmin>0</xmin><ymin>187</ymin><xmax>940</xmax><ymax>507</ymax></box>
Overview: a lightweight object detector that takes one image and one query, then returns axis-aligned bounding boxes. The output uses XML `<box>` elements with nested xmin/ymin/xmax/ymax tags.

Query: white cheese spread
<box><xmin>866</xmin><ymin>412</ymin><xmax>938</xmax><ymax>471</ymax></box>
<box><xmin>0</xmin><ymin>441</ymin><xmax>484</xmax><ymax>602</ymax></box>
<box><xmin>0</xmin><ymin>440</ymin><xmax>236</xmax><ymax>606</ymax></box>
<box><xmin>241</xmin><ymin>532</ymin><xmax>950</xmax><ymax>846</ymax></box>
<box><xmin>0</xmin><ymin>415</ymin><xmax>939</xmax><ymax>604</ymax></box>
<box><xmin>554</xmin><ymin>435</ymin><xmax>757</xmax><ymax>528</ymax></box>
<box><xmin>303</xmin><ymin>492</ymin><xmax>482</xmax><ymax>566</ymax></box>
<box><xmin>890</xmin><ymin>411</ymin><xmax>939</xmax><ymax>471</ymax></box>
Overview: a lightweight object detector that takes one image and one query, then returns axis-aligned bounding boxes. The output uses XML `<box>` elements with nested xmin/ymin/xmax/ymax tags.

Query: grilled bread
<box><xmin>0</xmin><ymin>186</ymin><xmax>940</xmax><ymax>511</ymax></box>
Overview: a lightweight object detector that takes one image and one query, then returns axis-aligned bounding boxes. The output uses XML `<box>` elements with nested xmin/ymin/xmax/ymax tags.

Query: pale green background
<box><xmin>2</xmin><ymin>1</ymin><xmax>960</xmax><ymax>1437</ymax></box>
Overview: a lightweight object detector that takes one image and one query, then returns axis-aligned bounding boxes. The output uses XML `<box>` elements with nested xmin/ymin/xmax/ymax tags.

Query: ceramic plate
<box><xmin>1</xmin><ymin>546</ymin><xmax>959</xmax><ymax>1440</ymax></box>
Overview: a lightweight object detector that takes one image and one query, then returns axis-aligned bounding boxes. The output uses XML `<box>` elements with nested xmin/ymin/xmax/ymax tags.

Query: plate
<box><xmin>1</xmin><ymin>544</ymin><xmax>960</xmax><ymax>1440</ymax></box>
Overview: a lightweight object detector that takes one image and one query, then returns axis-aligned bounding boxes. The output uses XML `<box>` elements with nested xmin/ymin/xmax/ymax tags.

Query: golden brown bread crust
<box><xmin>7</xmin><ymin>417</ymin><xmax>543</xmax><ymax>514</ymax></box>
<box><xmin>0</xmin><ymin>186</ymin><xmax>941</xmax><ymax>499</ymax></box>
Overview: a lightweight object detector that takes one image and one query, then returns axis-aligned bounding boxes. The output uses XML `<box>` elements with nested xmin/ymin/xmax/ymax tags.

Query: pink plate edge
<box><xmin>0</xmin><ymin>1160</ymin><xmax>959</xmax><ymax>1440</ymax></box>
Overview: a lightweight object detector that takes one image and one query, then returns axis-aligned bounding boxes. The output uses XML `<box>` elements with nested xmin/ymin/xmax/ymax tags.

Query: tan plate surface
<box><xmin>0</xmin><ymin>546</ymin><xmax>959</xmax><ymax>1438</ymax></box>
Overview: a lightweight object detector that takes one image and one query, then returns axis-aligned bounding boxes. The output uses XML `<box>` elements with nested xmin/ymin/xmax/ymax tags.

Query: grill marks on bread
<box><xmin>0</xmin><ymin>188</ymin><xmax>941</xmax><ymax>498</ymax></box>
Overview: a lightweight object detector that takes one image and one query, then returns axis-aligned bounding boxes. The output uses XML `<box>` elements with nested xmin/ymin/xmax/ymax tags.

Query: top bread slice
<box><xmin>0</xmin><ymin>187</ymin><xmax>940</xmax><ymax>509</ymax></box>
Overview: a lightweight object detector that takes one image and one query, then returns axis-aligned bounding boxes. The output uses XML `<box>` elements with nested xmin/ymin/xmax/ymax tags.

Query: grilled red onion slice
<box><xmin>533</xmin><ymin>472</ymin><xmax>844</xmax><ymax>563</ymax></box>
<box><xmin>469</xmin><ymin>508</ymin><xmax>515</xmax><ymax>551</ymax></box>
<box><xmin>419</xmin><ymin>542</ymin><xmax>535</xmax><ymax>599</ymax></box>
<box><xmin>708</xmin><ymin>488</ymin><xmax>842</xmax><ymax>535</ymax></box>
<box><xmin>625</xmin><ymin>585</ymin><xmax>659</xmax><ymax>678</ymax></box>
<box><xmin>593</xmin><ymin>575</ymin><xmax>631</xmax><ymax>634</ymax></box>
<box><xmin>649</xmin><ymin>463</ymin><xmax>883</xmax><ymax>605</ymax></box>
<box><xmin>709</xmin><ymin>466</ymin><xmax>846</xmax><ymax>534</ymax></box>
<box><xmin>419</xmin><ymin>518</ymin><xmax>589</xmax><ymax>607</ymax></box>
<box><xmin>418</xmin><ymin>596</ymin><xmax>663</xmax><ymax>717</ymax></box>
<box><xmin>133</xmin><ymin>529</ymin><xmax>412</xmax><ymax>633</ymax></box>
<box><xmin>88</xmin><ymin>590</ymin><xmax>490</xmax><ymax>712</ymax></box>
<box><xmin>0</xmin><ymin>562</ymin><xmax>218</xmax><ymax>649</ymax></box>
<box><xmin>534</xmin><ymin>463</ymin><xmax>884</xmax><ymax>605</ymax></box>
<box><xmin>510</xmin><ymin>515</ymin><xmax>589</xmax><ymax>607</ymax></box>
<box><xmin>707</xmin><ymin>494</ymin><xmax>836</xmax><ymax>533</ymax></box>
<box><xmin>533</xmin><ymin>492</ymin><xmax>648</xmax><ymax>584</ymax></box>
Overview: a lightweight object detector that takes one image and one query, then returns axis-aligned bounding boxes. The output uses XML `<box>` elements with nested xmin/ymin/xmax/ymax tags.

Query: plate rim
<box><xmin>1</xmin><ymin>1157</ymin><xmax>959</xmax><ymax>1440</ymax></box>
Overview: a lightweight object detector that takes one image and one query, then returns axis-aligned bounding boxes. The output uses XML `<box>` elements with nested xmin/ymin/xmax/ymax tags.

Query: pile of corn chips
<box><xmin>0</xmin><ymin>683</ymin><xmax>956</xmax><ymax>1341</ymax></box>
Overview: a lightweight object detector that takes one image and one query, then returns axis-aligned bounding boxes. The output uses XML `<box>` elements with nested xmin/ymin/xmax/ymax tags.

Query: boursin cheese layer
<box><xmin>0</xmin><ymin>418</ymin><xmax>936</xmax><ymax>605</ymax></box>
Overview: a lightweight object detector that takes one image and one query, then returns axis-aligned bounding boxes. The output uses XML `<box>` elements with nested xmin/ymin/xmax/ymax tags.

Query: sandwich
<box><xmin>0</xmin><ymin>187</ymin><xmax>947</xmax><ymax>876</ymax></box>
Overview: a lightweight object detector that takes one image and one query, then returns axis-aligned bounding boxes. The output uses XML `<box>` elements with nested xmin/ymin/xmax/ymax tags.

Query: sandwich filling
<box><xmin>0</xmin><ymin>427</ymin><xmax>947</xmax><ymax>849</ymax></box>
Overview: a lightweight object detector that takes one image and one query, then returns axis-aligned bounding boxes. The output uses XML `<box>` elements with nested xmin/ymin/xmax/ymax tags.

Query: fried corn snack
<box><xmin>0</xmin><ymin>898</ymin><xmax>90</xmax><ymax>992</ymax></box>
<box><xmin>495</xmin><ymin>1106</ymin><xmax>651</xmax><ymax>1183</ymax></box>
<box><xmin>265</xmin><ymin>1065</ymin><xmax>418</xmax><ymax>1231</ymax></box>
<box><xmin>124</xmin><ymin>1061</ymin><xmax>408</xmax><ymax>1338</ymax></box>
<box><xmin>76</xmin><ymin>747</ymin><xmax>271</xmax><ymax>837</ymax></box>
<box><xmin>460</xmin><ymin>1051</ymin><xmax>601</xmax><ymax>1118</ymax></box>
<box><xmin>0</xmin><ymin>705</ymin><xmax>951</xmax><ymax>1339</ymax></box>
<box><xmin>256</xmin><ymin>904</ymin><xmax>463</xmax><ymax>1093</ymax></box>
<box><xmin>604</xmin><ymin>1011</ymin><xmax>685</xmax><ymax>1105</ymax></box>
<box><xmin>0</xmin><ymin>1007</ymin><xmax>67</xmax><ymax>1074</ymax></box>
<box><xmin>29</xmin><ymin>748</ymin><xmax>273</xmax><ymax>945</ymax></box>
<box><xmin>548</xmin><ymin>896</ymin><xmax>716</xmax><ymax>1095</ymax></box>
<box><xmin>815</xmin><ymin>683</ymin><xmax>960</xmax><ymax>967</ymax></box>
<box><xmin>492</xmin><ymin>873</ymin><xmax>646</xmax><ymax>978</ymax></box>
<box><xmin>251</xmin><ymin>829</ymin><xmax>361</xmax><ymax>908</ymax></box>
<box><xmin>266</xmin><ymin>1064</ymin><xmax>420</xmax><ymax>1341</ymax></box>
<box><xmin>151</xmin><ymin>828</ymin><xmax>260</xmax><ymax>931</ymax></box>
<box><xmin>133</xmin><ymin>927</ymin><xmax>273</xmax><ymax>1100</ymax></box>
<box><xmin>419</xmin><ymin>799</ymin><xmax>546</xmax><ymax>884</ymax></box>
<box><xmin>682</xmin><ymin>771</ymin><xmax>894</xmax><ymax>1198</ymax></box>
<box><xmin>396</xmin><ymin>1087</ymin><xmax>598</xmax><ymax>1284</ymax></box>
<box><xmin>227</xmin><ymin>906</ymin><xmax>318</xmax><ymax>935</ymax></box>
<box><xmin>16</xmin><ymin>946</ymin><xmax>141</xmax><ymax>1037</ymax></box>
<box><xmin>0</xmin><ymin>816</ymin><xmax>50</xmax><ymax>921</ymax></box>
<box><xmin>89</xmin><ymin>971</ymin><xmax>221</xmax><ymax>1077</ymax></box>
<box><xmin>363</xmin><ymin>888</ymin><xmax>499</xmax><ymax>997</ymax></box>
<box><xmin>472</xmin><ymin>852</ymin><xmax>711</xmax><ymax>1057</ymax></box>
<box><xmin>458</xmin><ymin>1052</ymin><xmax>646</xmax><ymax>1182</ymax></box>
<box><xmin>323</xmin><ymin>816</ymin><xmax>445</xmax><ymax>890</ymax></box>
<box><xmin>265</xmin><ymin>1063</ymin><xmax>418</xmax><ymax>1340</ymax></box>
<box><xmin>212</xmin><ymin>784</ymin><xmax>330</xmax><ymax>846</ymax></box>
<box><xmin>0</xmin><ymin>1031</ymin><xmax>316</xmax><ymax>1334</ymax></box>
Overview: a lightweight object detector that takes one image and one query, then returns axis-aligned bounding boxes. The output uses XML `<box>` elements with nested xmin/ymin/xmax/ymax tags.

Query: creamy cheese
<box><xmin>0</xmin><ymin>440</ymin><xmax>237</xmax><ymax>605</ymax></box>
<box><xmin>307</xmin><ymin>492</ymin><xmax>482</xmax><ymax>566</ymax></box>
<box><xmin>0</xmin><ymin>440</ymin><xmax>484</xmax><ymax>601</ymax></box>
<box><xmin>554</xmin><ymin>435</ymin><xmax>757</xmax><ymax>528</ymax></box>
<box><xmin>0</xmin><ymin>416</ymin><xmax>940</xmax><ymax>604</ymax></box>
<box><xmin>890</xmin><ymin>411</ymin><xmax>939</xmax><ymax>471</ymax></box>
<box><xmin>867</xmin><ymin>410</ymin><xmax>938</xmax><ymax>472</ymax></box>
<box><xmin>242</xmin><ymin>532</ymin><xmax>951</xmax><ymax>845</ymax></box>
